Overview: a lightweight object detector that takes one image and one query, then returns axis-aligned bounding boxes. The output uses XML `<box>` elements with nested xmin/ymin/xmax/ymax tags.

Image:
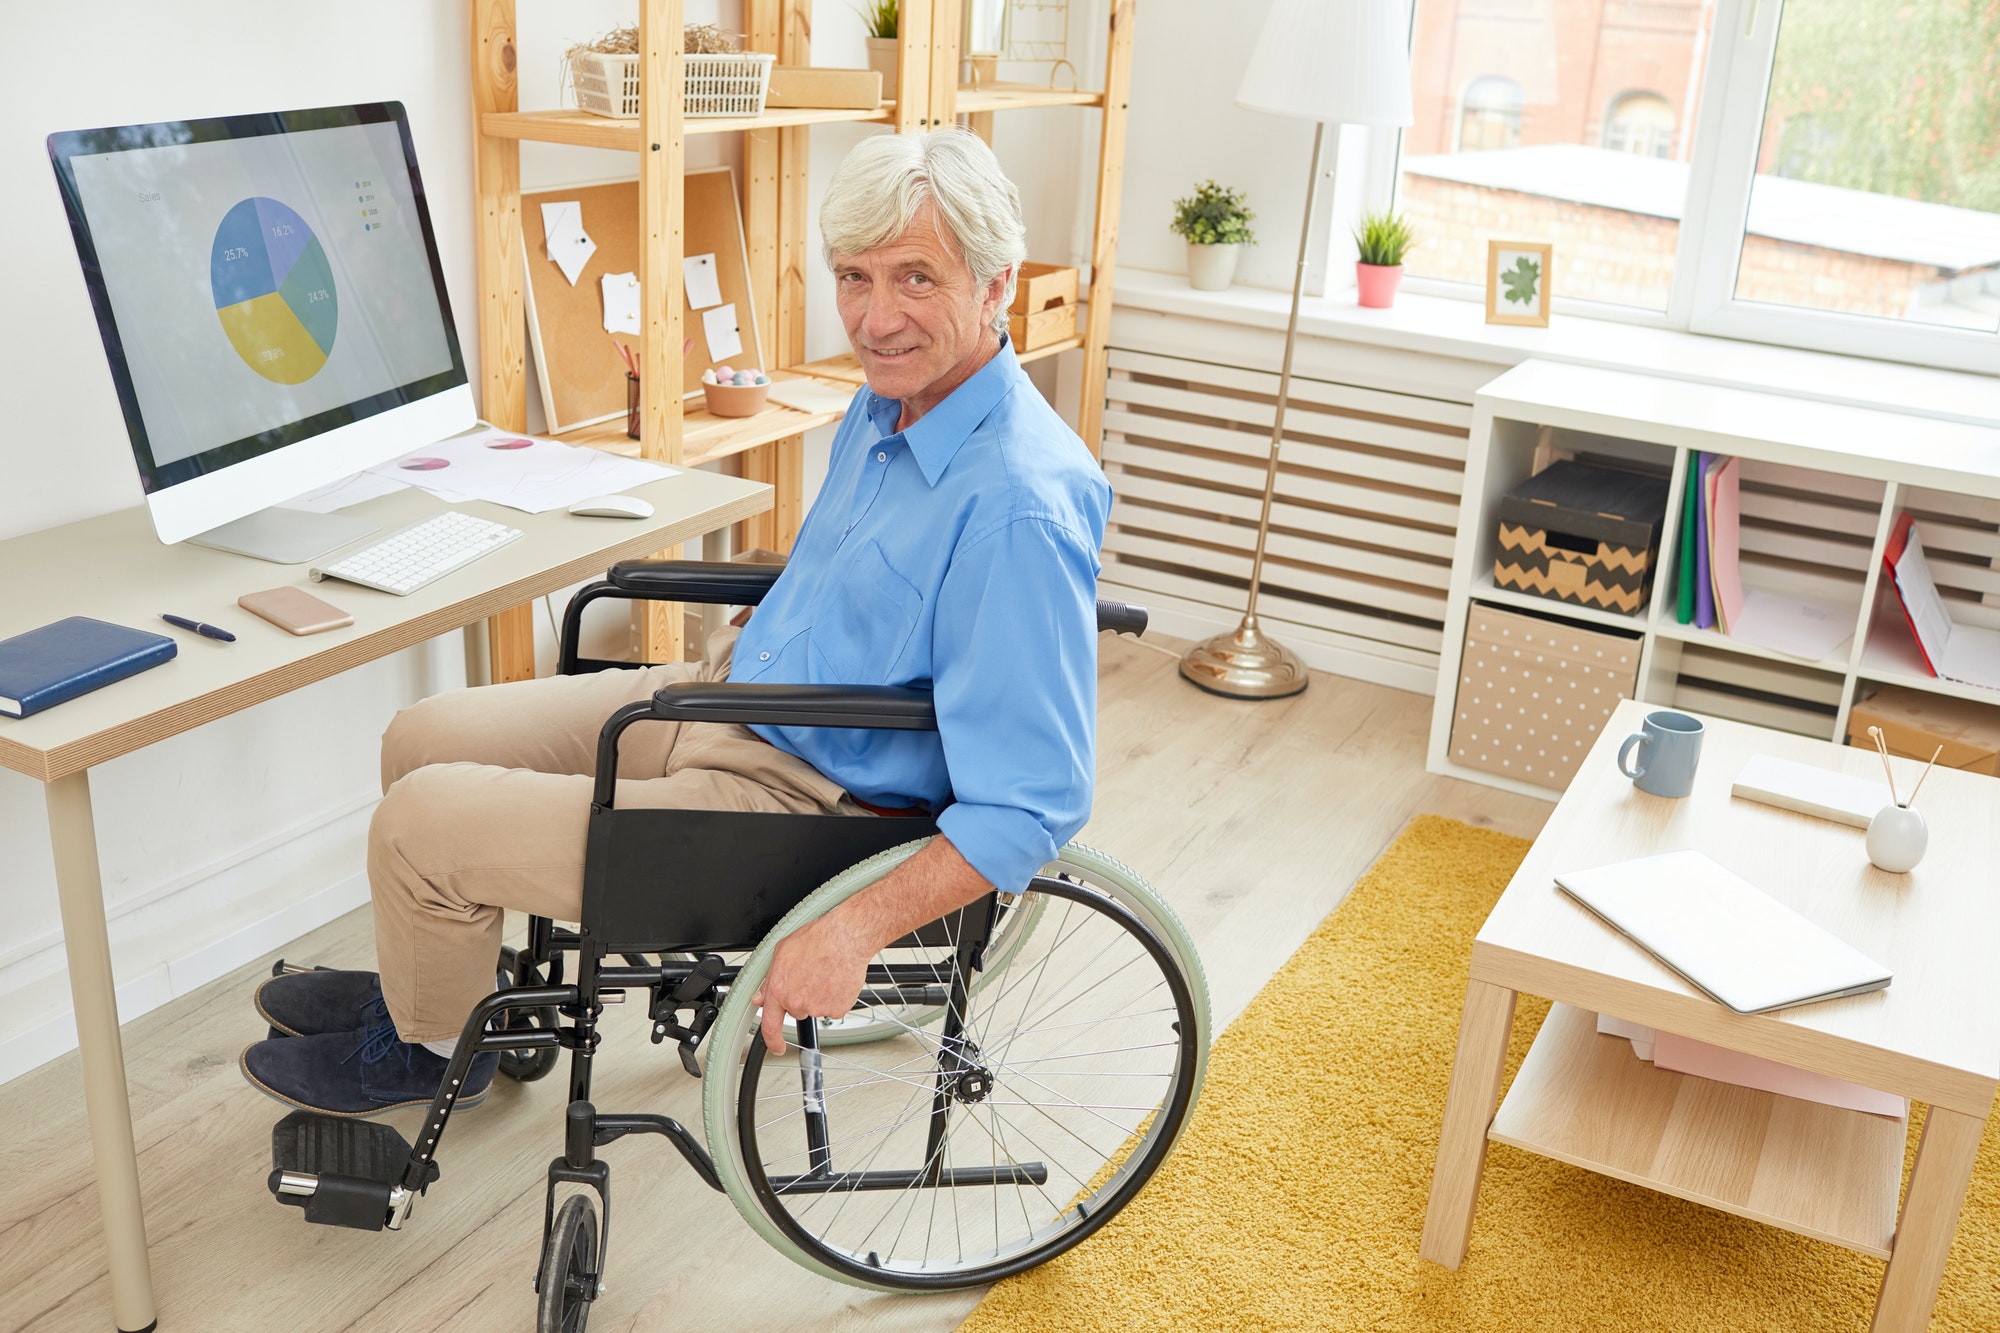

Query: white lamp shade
<box><xmin>1236</xmin><ymin>0</ymin><xmax>1414</xmax><ymax>127</ymax></box>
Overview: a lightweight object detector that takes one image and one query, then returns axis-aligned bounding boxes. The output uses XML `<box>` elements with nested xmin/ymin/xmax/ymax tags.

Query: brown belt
<box><xmin>747</xmin><ymin>729</ymin><xmax>929</xmax><ymax>818</ymax></box>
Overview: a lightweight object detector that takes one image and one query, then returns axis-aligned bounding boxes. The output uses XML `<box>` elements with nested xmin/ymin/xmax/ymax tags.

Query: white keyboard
<box><xmin>309</xmin><ymin>510</ymin><xmax>523</xmax><ymax>596</ymax></box>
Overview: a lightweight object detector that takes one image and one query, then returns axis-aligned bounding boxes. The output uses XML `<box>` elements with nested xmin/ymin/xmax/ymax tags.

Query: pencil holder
<box><xmin>1865</xmin><ymin>803</ymin><xmax>1927</xmax><ymax>874</ymax></box>
<box><xmin>626</xmin><ymin>372</ymin><xmax>640</xmax><ymax>440</ymax></box>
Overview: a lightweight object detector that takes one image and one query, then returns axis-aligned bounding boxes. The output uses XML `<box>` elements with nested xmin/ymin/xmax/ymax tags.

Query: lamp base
<box><xmin>1178</xmin><ymin>616</ymin><xmax>1309</xmax><ymax>699</ymax></box>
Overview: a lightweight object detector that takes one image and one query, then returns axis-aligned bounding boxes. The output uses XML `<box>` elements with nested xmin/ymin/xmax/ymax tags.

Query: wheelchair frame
<box><xmin>264</xmin><ymin>559</ymin><xmax>1199</xmax><ymax>1327</ymax></box>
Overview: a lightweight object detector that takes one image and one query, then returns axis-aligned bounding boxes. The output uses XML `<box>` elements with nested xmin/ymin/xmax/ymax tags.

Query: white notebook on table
<box><xmin>1554</xmin><ymin>850</ymin><xmax>1892</xmax><ymax>1015</ymax></box>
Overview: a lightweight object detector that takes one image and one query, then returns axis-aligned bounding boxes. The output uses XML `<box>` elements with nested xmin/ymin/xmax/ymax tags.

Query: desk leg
<box><xmin>1870</xmin><ymin>1105</ymin><xmax>1984</xmax><ymax>1333</ymax></box>
<box><xmin>1419</xmin><ymin>978</ymin><xmax>1516</xmax><ymax>1270</ymax></box>
<box><xmin>47</xmin><ymin>771</ymin><xmax>157</xmax><ymax>1333</ymax></box>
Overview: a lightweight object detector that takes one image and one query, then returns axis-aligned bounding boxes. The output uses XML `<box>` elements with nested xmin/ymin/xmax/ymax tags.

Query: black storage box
<box><xmin>1493</xmin><ymin>461</ymin><xmax>1670</xmax><ymax>615</ymax></box>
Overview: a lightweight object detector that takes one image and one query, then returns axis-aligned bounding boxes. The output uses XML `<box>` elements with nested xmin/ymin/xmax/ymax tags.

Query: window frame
<box><xmin>1376</xmin><ymin>0</ymin><xmax>2000</xmax><ymax>376</ymax></box>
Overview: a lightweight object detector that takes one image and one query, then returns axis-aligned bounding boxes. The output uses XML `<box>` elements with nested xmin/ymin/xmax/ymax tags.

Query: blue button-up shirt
<box><xmin>730</xmin><ymin>340</ymin><xmax>1112</xmax><ymax>894</ymax></box>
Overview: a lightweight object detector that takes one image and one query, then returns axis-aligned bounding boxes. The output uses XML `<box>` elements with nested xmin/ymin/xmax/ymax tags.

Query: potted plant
<box><xmin>858</xmin><ymin>0</ymin><xmax>899</xmax><ymax>90</ymax></box>
<box><xmin>1353</xmin><ymin>210</ymin><xmax>1416</xmax><ymax>308</ymax></box>
<box><xmin>1170</xmin><ymin>180</ymin><xmax>1255</xmax><ymax>291</ymax></box>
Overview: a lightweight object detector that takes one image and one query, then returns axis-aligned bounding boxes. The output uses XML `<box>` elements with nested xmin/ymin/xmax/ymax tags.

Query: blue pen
<box><xmin>162</xmin><ymin>614</ymin><xmax>237</xmax><ymax>643</ymax></box>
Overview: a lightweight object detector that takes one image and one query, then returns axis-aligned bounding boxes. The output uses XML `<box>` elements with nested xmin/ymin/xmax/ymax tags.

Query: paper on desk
<box><xmin>541</xmin><ymin>201</ymin><xmax>596</xmax><ymax>286</ymax></box>
<box><xmin>766</xmin><ymin>378</ymin><xmax>860</xmax><ymax>415</ymax></box>
<box><xmin>682</xmin><ymin>252</ymin><xmax>724</xmax><ymax>309</ymax></box>
<box><xmin>366</xmin><ymin>426</ymin><xmax>677</xmax><ymax>514</ymax></box>
<box><xmin>1728</xmin><ymin>587</ymin><xmax>1854</xmax><ymax>662</ymax></box>
<box><xmin>601</xmin><ymin>271</ymin><xmax>641</xmax><ymax>335</ymax></box>
<box><xmin>701</xmin><ymin>303</ymin><xmax>744</xmax><ymax>363</ymax></box>
<box><xmin>276</xmin><ymin>471</ymin><xmax>412</xmax><ymax>513</ymax></box>
<box><xmin>1653</xmin><ymin>1031</ymin><xmax>1907</xmax><ymax>1118</ymax></box>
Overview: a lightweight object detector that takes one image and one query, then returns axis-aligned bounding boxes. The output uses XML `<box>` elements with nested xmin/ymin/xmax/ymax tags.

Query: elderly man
<box><xmin>240</xmin><ymin>127</ymin><xmax>1112</xmax><ymax>1116</ymax></box>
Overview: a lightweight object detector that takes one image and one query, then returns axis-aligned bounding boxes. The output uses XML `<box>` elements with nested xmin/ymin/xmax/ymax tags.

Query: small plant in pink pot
<box><xmin>1353</xmin><ymin>210</ymin><xmax>1416</xmax><ymax>309</ymax></box>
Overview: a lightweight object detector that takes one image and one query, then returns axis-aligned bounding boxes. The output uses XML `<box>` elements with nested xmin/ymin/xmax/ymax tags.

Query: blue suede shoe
<box><xmin>254</xmin><ymin>969</ymin><xmax>385</xmax><ymax>1038</ymax></box>
<box><xmin>240</xmin><ymin>1019</ymin><xmax>499</xmax><ymax>1117</ymax></box>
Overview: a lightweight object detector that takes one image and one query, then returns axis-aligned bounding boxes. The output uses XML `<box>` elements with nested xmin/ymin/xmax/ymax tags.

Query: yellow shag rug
<box><xmin>959</xmin><ymin>815</ymin><xmax>2000</xmax><ymax>1332</ymax></box>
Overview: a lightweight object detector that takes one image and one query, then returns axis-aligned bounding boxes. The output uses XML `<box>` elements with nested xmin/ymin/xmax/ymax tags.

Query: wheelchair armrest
<box><xmin>608</xmin><ymin>560</ymin><xmax>783</xmax><ymax>606</ymax></box>
<box><xmin>651</xmin><ymin>681</ymin><xmax>938</xmax><ymax>730</ymax></box>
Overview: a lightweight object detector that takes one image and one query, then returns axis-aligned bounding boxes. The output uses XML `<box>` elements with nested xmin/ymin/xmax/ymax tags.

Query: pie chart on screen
<box><xmin>210</xmin><ymin>197</ymin><xmax>337</xmax><ymax>384</ymax></box>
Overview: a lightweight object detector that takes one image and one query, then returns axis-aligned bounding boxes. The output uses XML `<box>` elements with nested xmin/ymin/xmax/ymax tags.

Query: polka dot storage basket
<box><xmin>571</xmin><ymin>51</ymin><xmax>776</xmax><ymax>119</ymax></box>
<box><xmin>1449</xmin><ymin>604</ymin><xmax>1641</xmax><ymax>791</ymax></box>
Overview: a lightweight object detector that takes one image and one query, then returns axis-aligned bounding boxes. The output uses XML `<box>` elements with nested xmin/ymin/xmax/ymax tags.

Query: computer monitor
<box><xmin>48</xmin><ymin>102</ymin><xmax>474</xmax><ymax>562</ymax></box>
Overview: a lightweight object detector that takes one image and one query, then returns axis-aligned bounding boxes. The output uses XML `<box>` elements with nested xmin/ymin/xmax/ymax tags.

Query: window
<box><xmin>1392</xmin><ymin>0</ymin><xmax>2000</xmax><ymax>372</ymax></box>
<box><xmin>1457</xmin><ymin>77</ymin><xmax>1524</xmax><ymax>151</ymax></box>
<box><xmin>1603</xmin><ymin>92</ymin><xmax>1676</xmax><ymax>159</ymax></box>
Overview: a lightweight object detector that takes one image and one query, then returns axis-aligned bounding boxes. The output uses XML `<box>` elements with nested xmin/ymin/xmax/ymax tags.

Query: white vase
<box><xmin>1865</xmin><ymin>803</ymin><xmax>1928</xmax><ymax>873</ymax></box>
<box><xmin>1186</xmin><ymin>242</ymin><xmax>1240</xmax><ymax>292</ymax></box>
<box><xmin>865</xmin><ymin>37</ymin><xmax>899</xmax><ymax>92</ymax></box>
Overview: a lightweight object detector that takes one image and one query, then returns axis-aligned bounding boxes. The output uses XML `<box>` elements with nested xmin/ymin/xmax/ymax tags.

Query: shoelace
<box><xmin>344</xmin><ymin>1017</ymin><xmax>406</xmax><ymax>1067</ymax></box>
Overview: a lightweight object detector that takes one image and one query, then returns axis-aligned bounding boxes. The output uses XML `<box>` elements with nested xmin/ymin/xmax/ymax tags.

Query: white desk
<box><xmin>0</xmin><ymin>471</ymin><xmax>768</xmax><ymax>1332</ymax></box>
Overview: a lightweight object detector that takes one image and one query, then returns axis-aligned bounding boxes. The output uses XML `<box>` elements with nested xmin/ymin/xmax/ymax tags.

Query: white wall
<box><xmin>0</xmin><ymin>0</ymin><xmax>1091</xmax><ymax>1083</ymax></box>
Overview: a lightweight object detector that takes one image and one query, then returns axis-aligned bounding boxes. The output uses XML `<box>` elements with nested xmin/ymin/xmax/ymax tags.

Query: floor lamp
<box><xmin>1179</xmin><ymin>0</ymin><xmax>1415</xmax><ymax>699</ymax></box>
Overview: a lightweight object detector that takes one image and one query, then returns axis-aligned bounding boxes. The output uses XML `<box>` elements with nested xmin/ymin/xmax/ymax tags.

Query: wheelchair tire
<box><xmin>496</xmin><ymin>947</ymin><xmax>561</xmax><ymax>1083</ymax></box>
<box><xmin>700</xmin><ymin>840</ymin><xmax>1210</xmax><ymax>1291</ymax></box>
<box><xmin>536</xmin><ymin>1194</ymin><xmax>598</xmax><ymax>1333</ymax></box>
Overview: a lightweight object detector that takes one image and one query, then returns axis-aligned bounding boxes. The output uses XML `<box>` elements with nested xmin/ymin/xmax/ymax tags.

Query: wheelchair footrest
<box><xmin>269</xmin><ymin>1111</ymin><xmax>439</xmax><ymax>1231</ymax></box>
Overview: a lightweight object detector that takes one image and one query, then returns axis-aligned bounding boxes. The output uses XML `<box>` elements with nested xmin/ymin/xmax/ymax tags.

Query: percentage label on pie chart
<box><xmin>211</xmin><ymin>198</ymin><xmax>337</xmax><ymax>384</ymax></box>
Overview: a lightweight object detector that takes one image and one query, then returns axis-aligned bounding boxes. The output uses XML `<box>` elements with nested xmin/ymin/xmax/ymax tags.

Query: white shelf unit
<box><xmin>1428</xmin><ymin>359</ymin><xmax>2000</xmax><ymax>802</ymax></box>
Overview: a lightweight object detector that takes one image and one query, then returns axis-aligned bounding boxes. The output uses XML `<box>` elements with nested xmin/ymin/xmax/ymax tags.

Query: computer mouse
<box><xmin>567</xmin><ymin>495</ymin><xmax>654</xmax><ymax>519</ymax></box>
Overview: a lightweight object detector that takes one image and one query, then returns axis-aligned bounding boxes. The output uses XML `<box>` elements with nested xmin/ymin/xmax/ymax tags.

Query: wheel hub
<box><xmin>943</xmin><ymin>1038</ymin><xmax>994</xmax><ymax>1104</ymax></box>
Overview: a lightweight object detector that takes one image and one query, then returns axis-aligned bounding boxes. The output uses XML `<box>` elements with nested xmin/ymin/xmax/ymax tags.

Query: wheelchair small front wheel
<box><xmin>702</xmin><ymin>841</ymin><xmax>1210</xmax><ymax>1290</ymax></box>
<box><xmin>536</xmin><ymin>1194</ymin><xmax>598</xmax><ymax>1333</ymax></box>
<box><xmin>496</xmin><ymin>946</ymin><xmax>561</xmax><ymax>1083</ymax></box>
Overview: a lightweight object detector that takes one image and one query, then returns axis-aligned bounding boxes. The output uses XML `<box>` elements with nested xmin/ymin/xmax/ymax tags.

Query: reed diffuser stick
<box><xmin>1868</xmin><ymin>726</ymin><xmax>1902</xmax><ymax>806</ymax></box>
<box><xmin>1905</xmin><ymin>743</ymin><xmax>1945</xmax><ymax>808</ymax></box>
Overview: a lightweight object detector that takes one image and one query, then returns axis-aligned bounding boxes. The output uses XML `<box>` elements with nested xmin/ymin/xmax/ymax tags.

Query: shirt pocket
<box><xmin>807</xmin><ymin>539</ymin><xmax>923</xmax><ymax>684</ymax></box>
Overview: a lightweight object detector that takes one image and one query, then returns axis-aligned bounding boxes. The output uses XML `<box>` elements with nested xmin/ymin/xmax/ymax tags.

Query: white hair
<box><xmin>820</xmin><ymin>128</ymin><xmax>1028</xmax><ymax>333</ymax></box>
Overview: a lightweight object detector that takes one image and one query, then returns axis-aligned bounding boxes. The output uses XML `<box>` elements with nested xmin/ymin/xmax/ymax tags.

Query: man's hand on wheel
<box><xmin>753</xmin><ymin>907</ymin><xmax>874</xmax><ymax>1055</ymax></box>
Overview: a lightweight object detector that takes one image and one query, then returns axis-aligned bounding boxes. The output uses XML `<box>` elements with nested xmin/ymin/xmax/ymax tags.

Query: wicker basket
<box><xmin>570</xmin><ymin>50</ymin><xmax>776</xmax><ymax>119</ymax></box>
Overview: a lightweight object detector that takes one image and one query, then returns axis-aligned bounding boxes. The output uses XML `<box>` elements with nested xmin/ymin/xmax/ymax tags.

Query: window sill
<box><xmin>1111</xmin><ymin>268</ymin><xmax>2000</xmax><ymax>428</ymax></box>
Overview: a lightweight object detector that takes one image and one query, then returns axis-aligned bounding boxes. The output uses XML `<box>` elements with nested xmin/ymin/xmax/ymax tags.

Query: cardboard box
<box><xmin>1493</xmin><ymin>460</ymin><xmax>1671</xmax><ymax>616</ymax></box>
<box><xmin>1448</xmin><ymin>603</ymin><xmax>1642</xmax><ymax>791</ymax></box>
<box><xmin>1845</xmin><ymin>685</ymin><xmax>2000</xmax><ymax>776</ymax></box>
<box><xmin>763</xmin><ymin>66</ymin><xmax>882</xmax><ymax>110</ymax></box>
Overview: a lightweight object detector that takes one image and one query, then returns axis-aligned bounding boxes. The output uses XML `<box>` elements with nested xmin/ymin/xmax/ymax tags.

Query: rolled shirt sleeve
<box><xmin>930</xmin><ymin>515</ymin><xmax>1102</xmax><ymax>894</ymax></box>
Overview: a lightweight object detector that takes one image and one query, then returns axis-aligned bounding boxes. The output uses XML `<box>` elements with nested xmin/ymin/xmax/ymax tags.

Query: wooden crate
<box><xmin>1011</xmin><ymin>261</ymin><xmax>1078</xmax><ymax>317</ymax></box>
<box><xmin>1449</xmin><ymin>604</ymin><xmax>1642</xmax><ymax>791</ymax></box>
<box><xmin>1010</xmin><ymin>301</ymin><xmax>1078</xmax><ymax>351</ymax></box>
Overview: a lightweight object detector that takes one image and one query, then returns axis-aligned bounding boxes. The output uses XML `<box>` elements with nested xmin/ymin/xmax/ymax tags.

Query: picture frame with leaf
<box><xmin>1486</xmin><ymin>239</ymin><xmax>1553</xmax><ymax>328</ymax></box>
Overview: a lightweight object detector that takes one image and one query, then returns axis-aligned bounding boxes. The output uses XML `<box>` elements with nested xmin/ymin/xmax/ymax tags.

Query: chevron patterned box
<box><xmin>1492</xmin><ymin>460</ymin><xmax>1670</xmax><ymax>615</ymax></box>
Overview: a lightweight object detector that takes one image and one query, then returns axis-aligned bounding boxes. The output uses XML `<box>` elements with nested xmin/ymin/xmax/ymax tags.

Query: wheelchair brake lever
<box><xmin>651</xmin><ymin>954</ymin><xmax>727</xmax><ymax>1075</ymax></box>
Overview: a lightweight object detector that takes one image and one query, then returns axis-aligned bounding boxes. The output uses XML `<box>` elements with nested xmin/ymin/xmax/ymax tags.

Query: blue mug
<box><xmin>1617</xmin><ymin>710</ymin><xmax>1704</xmax><ymax>798</ymax></box>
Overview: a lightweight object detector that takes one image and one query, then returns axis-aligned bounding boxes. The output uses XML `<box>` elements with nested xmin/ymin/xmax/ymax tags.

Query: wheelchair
<box><xmin>262</xmin><ymin>559</ymin><xmax>1210</xmax><ymax>1331</ymax></box>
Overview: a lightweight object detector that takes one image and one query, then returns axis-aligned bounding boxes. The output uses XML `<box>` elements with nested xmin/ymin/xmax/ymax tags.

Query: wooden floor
<box><xmin>0</xmin><ymin>636</ymin><xmax>1549</xmax><ymax>1333</ymax></box>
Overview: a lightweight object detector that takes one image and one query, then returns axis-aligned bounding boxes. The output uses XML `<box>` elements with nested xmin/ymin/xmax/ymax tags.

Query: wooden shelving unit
<box><xmin>1427</xmin><ymin>358</ymin><xmax>2000</xmax><ymax>801</ymax></box>
<box><xmin>469</xmin><ymin>0</ymin><xmax>1137</xmax><ymax>678</ymax></box>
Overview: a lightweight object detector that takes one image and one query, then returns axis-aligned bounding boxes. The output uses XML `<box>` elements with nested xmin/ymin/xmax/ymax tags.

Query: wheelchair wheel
<box><xmin>496</xmin><ymin>946</ymin><xmax>561</xmax><ymax>1083</ymax></box>
<box><xmin>536</xmin><ymin>1194</ymin><xmax>598</xmax><ymax>1333</ymax></box>
<box><xmin>790</xmin><ymin>868</ymin><xmax>1048</xmax><ymax>1049</ymax></box>
<box><xmin>702</xmin><ymin>841</ymin><xmax>1210</xmax><ymax>1290</ymax></box>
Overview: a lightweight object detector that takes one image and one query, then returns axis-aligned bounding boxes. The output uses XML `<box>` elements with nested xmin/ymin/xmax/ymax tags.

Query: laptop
<box><xmin>1554</xmin><ymin>850</ymin><xmax>1892</xmax><ymax>1015</ymax></box>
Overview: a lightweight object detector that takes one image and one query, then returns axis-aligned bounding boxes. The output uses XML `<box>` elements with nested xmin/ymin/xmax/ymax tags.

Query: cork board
<box><xmin>523</xmin><ymin>168</ymin><xmax>763</xmax><ymax>432</ymax></box>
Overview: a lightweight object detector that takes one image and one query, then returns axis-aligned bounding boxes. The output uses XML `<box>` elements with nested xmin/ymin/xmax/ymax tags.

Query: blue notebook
<box><xmin>0</xmin><ymin>617</ymin><xmax>177</xmax><ymax>719</ymax></box>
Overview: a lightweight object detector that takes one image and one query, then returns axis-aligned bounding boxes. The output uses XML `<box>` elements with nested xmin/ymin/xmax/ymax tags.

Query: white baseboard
<box><xmin>0</xmin><ymin>856</ymin><xmax>372</xmax><ymax>1086</ymax></box>
<box><xmin>1099</xmin><ymin>580</ymin><xmax>1441</xmax><ymax>697</ymax></box>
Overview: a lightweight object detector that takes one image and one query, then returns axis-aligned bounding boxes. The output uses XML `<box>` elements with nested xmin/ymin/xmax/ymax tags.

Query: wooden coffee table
<box><xmin>1421</xmin><ymin>699</ymin><xmax>2000</xmax><ymax>1332</ymax></box>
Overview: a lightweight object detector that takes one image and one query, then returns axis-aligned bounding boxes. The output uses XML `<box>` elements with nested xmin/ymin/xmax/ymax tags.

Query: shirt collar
<box><xmin>864</xmin><ymin>337</ymin><xmax>1023</xmax><ymax>487</ymax></box>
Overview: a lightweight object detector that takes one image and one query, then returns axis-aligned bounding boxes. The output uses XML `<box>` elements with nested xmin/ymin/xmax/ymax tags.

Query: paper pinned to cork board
<box><xmin>521</xmin><ymin>170</ymin><xmax>769</xmax><ymax>433</ymax></box>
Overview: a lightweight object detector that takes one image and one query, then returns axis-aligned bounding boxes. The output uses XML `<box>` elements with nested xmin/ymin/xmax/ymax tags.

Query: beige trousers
<box><xmin>369</xmin><ymin>629</ymin><xmax>858</xmax><ymax>1041</ymax></box>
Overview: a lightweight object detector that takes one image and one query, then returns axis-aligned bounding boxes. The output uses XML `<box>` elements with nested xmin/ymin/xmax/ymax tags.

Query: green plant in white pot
<box><xmin>858</xmin><ymin>0</ymin><xmax>899</xmax><ymax>91</ymax></box>
<box><xmin>1352</xmin><ymin>210</ymin><xmax>1416</xmax><ymax>308</ymax></box>
<box><xmin>1171</xmin><ymin>180</ymin><xmax>1255</xmax><ymax>292</ymax></box>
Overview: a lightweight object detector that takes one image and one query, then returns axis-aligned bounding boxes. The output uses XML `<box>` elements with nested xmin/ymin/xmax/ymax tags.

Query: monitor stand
<box><xmin>187</xmin><ymin>507</ymin><xmax>380</xmax><ymax>564</ymax></box>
